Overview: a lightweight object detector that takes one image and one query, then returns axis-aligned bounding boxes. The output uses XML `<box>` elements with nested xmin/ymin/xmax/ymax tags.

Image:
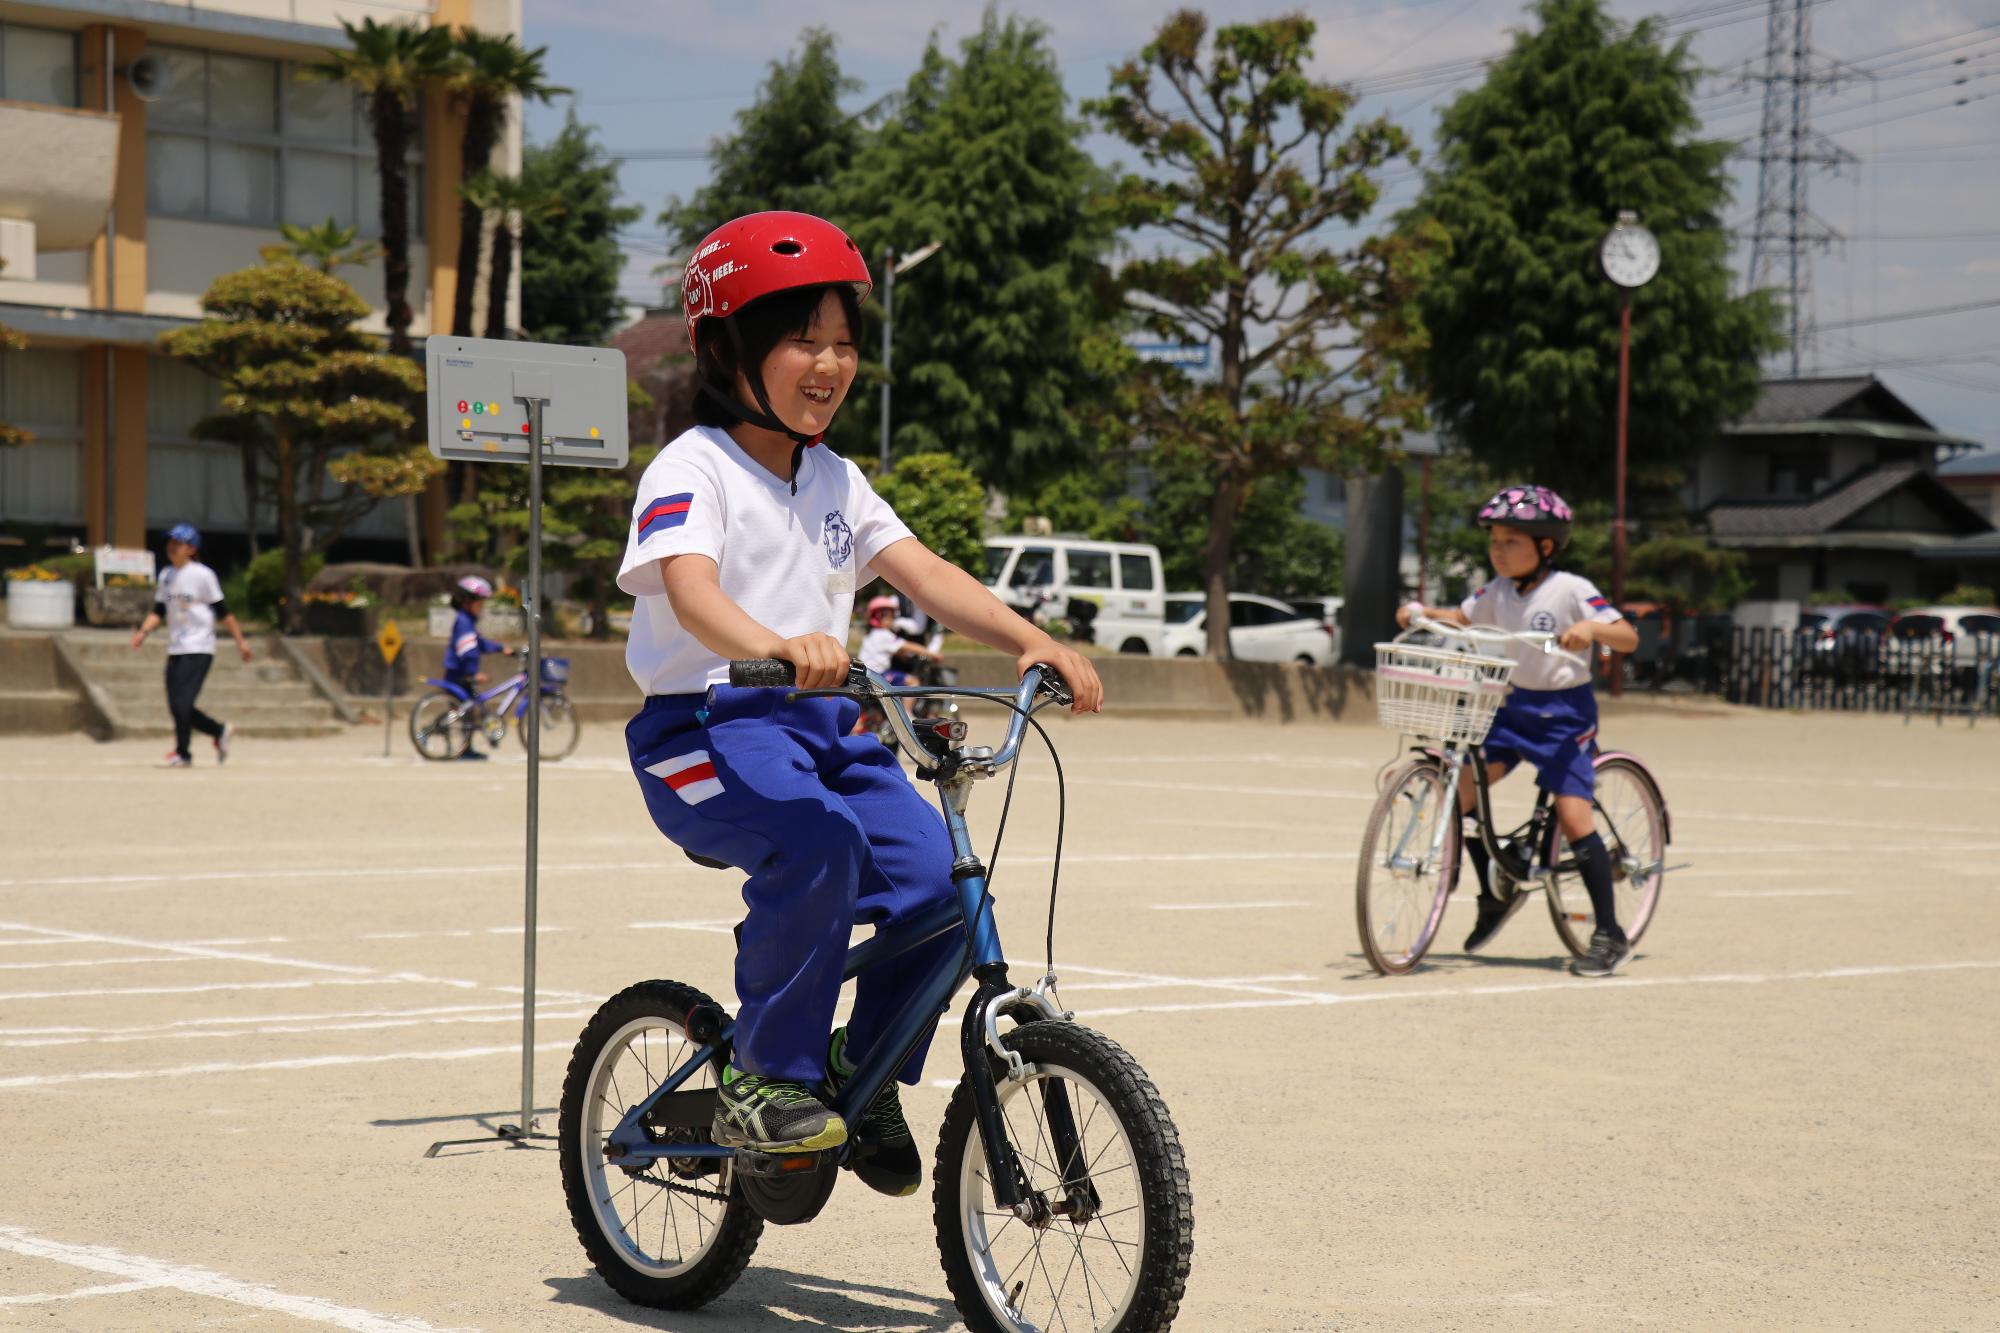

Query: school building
<box><xmin>0</xmin><ymin>0</ymin><xmax>521</xmax><ymax>564</ymax></box>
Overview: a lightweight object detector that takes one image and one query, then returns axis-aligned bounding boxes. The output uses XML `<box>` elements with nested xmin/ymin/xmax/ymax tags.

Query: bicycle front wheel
<box><xmin>1547</xmin><ymin>756</ymin><xmax>1667</xmax><ymax>956</ymax></box>
<box><xmin>934</xmin><ymin>1021</ymin><xmax>1193</xmax><ymax>1333</ymax></box>
<box><xmin>1355</xmin><ymin>759</ymin><xmax>1459</xmax><ymax>974</ymax></box>
<box><xmin>408</xmin><ymin>692</ymin><xmax>469</xmax><ymax>761</ymax></box>
<box><xmin>518</xmin><ymin>695</ymin><xmax>580</xmax><ymax>759</ymax></box>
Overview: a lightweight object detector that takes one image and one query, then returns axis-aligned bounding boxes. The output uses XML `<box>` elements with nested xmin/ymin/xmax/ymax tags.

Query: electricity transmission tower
<box><xmin>1740</xmin><ymin>0</ymin><xmax>1862</xmax><ymax>377</ymax></box>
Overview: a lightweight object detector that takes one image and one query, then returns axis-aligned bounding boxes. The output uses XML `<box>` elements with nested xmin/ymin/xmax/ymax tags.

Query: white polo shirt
<box><xmin>158</xmin><ymin>560</ymin><xmax>225</xmax><ymax>656</ymax></box>
<box><xmin>1460</xmin><ymin>570</ymin><xmax>1621</xmax><ymax>691</ymax></box>
<box><xmin>616</xmin><ymin>426</ymin><xmax>915</xmax><ymax>696</ymax></box>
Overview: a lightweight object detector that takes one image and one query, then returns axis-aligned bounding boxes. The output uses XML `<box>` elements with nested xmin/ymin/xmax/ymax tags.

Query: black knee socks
<box><xmin>1570</xmin><ymin>832</ymin><xmax>1625</xmax><ymax>943</ymax></box>
<box><xmin>1462</xmin><ymin>824</ymin><xmax>1494</xmax><ymax>898</ymax></box>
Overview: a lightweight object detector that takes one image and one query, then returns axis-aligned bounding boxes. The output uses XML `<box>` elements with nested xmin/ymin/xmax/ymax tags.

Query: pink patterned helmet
<box><xmin>1476</xmin><ymin>484</ymin><xmax>1574</xmax><ymax>550</ymax></box>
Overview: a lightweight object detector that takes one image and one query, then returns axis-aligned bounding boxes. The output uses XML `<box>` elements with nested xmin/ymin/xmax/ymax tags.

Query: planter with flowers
<box><xmin>300</xmin><ymin>586</ymin><xmax>381</xmax><ymax>638</ymax></box>
<box><xmin>5</xmin><ymin>565</ymin><xmax>76</xmax><ymax>629</ymax></box>
<box><xmin>84</xmin><ymin>573</ymin><xmax>156</xmax><ymax>627</ymax></box>
<box><xmin>478</xmin><ymin>584</ymin><xmax>527</xmax><ymax>639</ymax></box>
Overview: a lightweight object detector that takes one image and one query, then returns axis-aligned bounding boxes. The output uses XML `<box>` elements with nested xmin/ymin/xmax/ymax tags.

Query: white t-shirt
<box><xmin>858</xmin><ymin>627</ymin><xmax>904</xmax><ymax>674</ymax></box>
<box><xmin>616</xmin><ymin>426</ymin><xmax>916</xmax><ymax>696</ymax></box>
<box><xmin>158</xmin><ymin>560</ymin><xmax>224</xmax><ymax>656</ymax></box>
<box><xmin>1460</xmin><ymin>570</ymin><xmax>1621</xmax><ymax>691</ymax></box>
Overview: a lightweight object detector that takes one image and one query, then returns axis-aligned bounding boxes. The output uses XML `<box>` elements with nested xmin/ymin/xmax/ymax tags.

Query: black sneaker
<box><xmin>712</xmin><ymin>1065</ymin><xmax>847</xmax><ymax>1153</ymax></box>
<box><xmin>1463</xmin><ymin>883</ymin><xmax>1525</xmax><ymax>953</ymax></box>
<box><xmin>1569</xmin><ymin>929</ymin><xmax>1633</xmax><ymax>978</ymax></box>
<box><xmin>457</xmin><ymin>748</ymin><xmax>488</xmax><ymax>762</ymax></box>
<box><xmin>823</xmin><ymin>1027</ymin><xmax>922</xmax><ymax>1197</ymax></box>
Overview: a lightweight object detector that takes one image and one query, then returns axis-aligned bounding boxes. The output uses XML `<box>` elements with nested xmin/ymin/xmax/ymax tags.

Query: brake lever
<box><xmin>1030</xmin><ymin>663</ymin><xmax>1073</xmax><ymax>708</ymax></box>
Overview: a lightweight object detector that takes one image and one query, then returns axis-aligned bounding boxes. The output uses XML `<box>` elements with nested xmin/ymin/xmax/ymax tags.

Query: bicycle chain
<box><xmin>626</xmin><ymin>1167</ymin><xmax>735</xmax><ymax>1206</ymax></box>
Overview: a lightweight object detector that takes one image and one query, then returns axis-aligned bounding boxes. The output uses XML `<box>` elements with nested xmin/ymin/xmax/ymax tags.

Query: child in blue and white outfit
<box><xmin>1399</xmin><ymin>484</ymin><xmax>1641</xmax><ymax>977</ymax></box>
<box><xmin>618</xmin><ymin>210</ymin><xmax>1102</xmax><ymax>1197</ymax></box>
<box><xmin>443</xmin><ymin>575</ymin><xmax>506</xmax><ymax>761</ymax></box>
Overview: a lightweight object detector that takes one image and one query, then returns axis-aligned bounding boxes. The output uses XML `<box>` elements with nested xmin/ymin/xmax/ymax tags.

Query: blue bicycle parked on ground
<box><xmin>408</xmin><ymin>648</ymin><xmax>580</xmax><ymax>761</ymax></box>
<box><xmin>556</xmin><ymin>660</ymin><xmax>1195</xmax><ymax>1333</ymax></box>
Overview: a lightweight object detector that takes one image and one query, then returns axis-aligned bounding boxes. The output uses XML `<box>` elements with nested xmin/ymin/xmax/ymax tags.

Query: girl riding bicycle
<box><xmin>616</xmin><ymin>210</ymin><xmax>1102</xmax><ymax>1196</ymax></box>
<box><xmin>443</xmin><ymin>576</ymin><xmax>507</xmax><ymax>762</ymax></box>
<box><xmin>1397</xmin><ymin>484</ymin><xmax>1640</xmax><ymax>976</ymax></box>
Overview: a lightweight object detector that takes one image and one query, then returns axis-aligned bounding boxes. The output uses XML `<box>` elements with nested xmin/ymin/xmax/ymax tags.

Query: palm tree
<box><xmin>447</xmin><ymin>30</ymin><xmax>568</xmax><ymax>337</ymax></box>
<box><xmin>259</xmin><ymin>218</ymin><xmax>383</xmax><ymax>275</ymax></box>
<box><xmin>303</xmin><ymin>18</ymin><xmax>454</xmax><ymax>355</ymax></box>
<box><xmin>461</xmin><ymin>171</ymin><xmax>564</xmax><ymax>339</ymax></box>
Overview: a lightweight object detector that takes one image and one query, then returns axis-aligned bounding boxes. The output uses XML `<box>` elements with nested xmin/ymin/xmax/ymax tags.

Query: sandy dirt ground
<box><xmin>1</xmin><ymin>700</ymin><xmax>1996</xmax><ymax>1332</ymax></box>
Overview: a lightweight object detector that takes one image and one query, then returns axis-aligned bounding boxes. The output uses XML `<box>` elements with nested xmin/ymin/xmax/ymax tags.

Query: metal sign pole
<box><xmin>383</xmin><ymin>669</ymin><xmax>393</xmax><ymax>757</ymax></box>
<box><xmin>505</xmin><ymin>394</ymin><xmax>547</xmax><ymax>1143</ymax></box>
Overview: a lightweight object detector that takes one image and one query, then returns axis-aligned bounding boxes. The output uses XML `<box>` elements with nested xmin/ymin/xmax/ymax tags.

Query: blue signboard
<box><xmin>1133</xmin><ymin>342</ymin><xmax>1211</xmax><ymax>368</ymax></box>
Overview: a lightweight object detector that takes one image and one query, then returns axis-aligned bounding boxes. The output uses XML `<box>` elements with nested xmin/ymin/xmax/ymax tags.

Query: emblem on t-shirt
<box><xmin>821</xmin><ymin>510</ymin><xmax>854</xmax><ymax>569</ymax></box>
<box><xmin>1529</xmin><ymin>610</ymin><xmax>1557</xmax><ymax>633</ymax></box>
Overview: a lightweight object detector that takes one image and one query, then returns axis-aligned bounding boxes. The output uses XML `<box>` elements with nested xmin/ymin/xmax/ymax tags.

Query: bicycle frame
<box><xmin>424</xmin><ymin>657</ymin><xmax>564</xmax><ymax>723</ymax></box>
<box><xmin>600</xmin><ymin>665</ymin><xmax>1074</xmax><ymax>1217</ymax></box>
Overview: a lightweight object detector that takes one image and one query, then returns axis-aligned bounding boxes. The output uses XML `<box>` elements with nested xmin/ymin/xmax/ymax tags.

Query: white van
<box><xmin>982</xmin><ymin>536</ymin><xmax>1168</xmax><ymax>655</ymax></box>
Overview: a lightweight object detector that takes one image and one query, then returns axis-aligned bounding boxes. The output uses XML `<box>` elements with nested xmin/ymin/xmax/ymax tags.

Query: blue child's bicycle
<box><xmin>556</xmin><ymin>661</ymin><xmax>1195</xmax><ymax>1333</ymax></box>
<box><xmin>408</xmin><ymin>648</ymin><xmax>580</xmax><ymax>761</ymax></box>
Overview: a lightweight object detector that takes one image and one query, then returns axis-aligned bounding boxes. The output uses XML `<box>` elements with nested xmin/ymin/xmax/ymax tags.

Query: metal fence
<box><xmin>1712</xmin><ymin>628</ymin><xmax>2000</xmax><ymax>723</ymax></box>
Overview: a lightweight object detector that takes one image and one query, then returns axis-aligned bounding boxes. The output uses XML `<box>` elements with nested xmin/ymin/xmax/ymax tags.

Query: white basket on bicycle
<box><xmin>1372</xmin><ymin>639</ymin><xmax>1517</xmax><ymax>745</ymax></box>
<box><xmin>539</xmin><ymin>656</ymin><xmax>570</xmax><ymax>684</ymax></box>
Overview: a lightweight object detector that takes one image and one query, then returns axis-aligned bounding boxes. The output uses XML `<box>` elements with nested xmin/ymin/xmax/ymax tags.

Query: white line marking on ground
<box><xmin>0</xmin><ymin>861</ymin><xmax>675</xmax><ymax>891</ymax></box>
<box><xmin>1057</xmin><ymin>974</ymin><xmax>1315</xmax><ymax>993</ymax></box>
<box><xmin>1072</xmin><ymin>959</ymin><xmax>2000</xmax><ymax>1019</ymax></box>
<box><xmin>1710</xmin><ymin>889</ymin><xmax>1854</xmax><ymax>899</ymax></box>
<box><xmin>0</xmin><ymin>955</ymin><xmax>210</xmax><ymax>972</ymax></box>
<box><xmin>0</xmin><ymin>1226</ymin><xmax>464</xmax><ymax>1331</ymax></box>
<box><xmin>0</xmin><ymin>1279</ymin><xmax>158</xmax><ymax>1306</ymax></box>
<box><xmin>0</xmin><ymin>1040</ymin><xmax>574</xmax><ymax>1090</ymax></box>
<box><xmin>1055</xmin><ymin>961</ymin><xmax>1327</xmax><ymax>1002</ymax></box>
<box><xmin>0</xmin><ymin>1008</ymin><xmax>596</xmax><ymax>1049</ymax></box>
<box><xmin>629</xmin><ymin>918</ymin><xmax>739</xmax><ymax>934</ymax></box>
<box><xmin>0</xmin><ymin>1000</ymin><xmax>567</xmax><ymax>1039</ymax></box>
<box><xmin>0</xmin><ymin>977</ymin><xmax>409</xmax><ymax>1004</ymax></box>
<box><xmin>1148</xmin><ymin>901</ymin><xmax>1312</xmax><ymax>912</ymax></box>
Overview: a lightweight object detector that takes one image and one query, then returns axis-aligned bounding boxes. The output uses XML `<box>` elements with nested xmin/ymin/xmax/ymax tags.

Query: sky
<box><xmin>518</xmin><ymin>0</ymin><xmax>2000</xmax><ymax>453</ymax></box>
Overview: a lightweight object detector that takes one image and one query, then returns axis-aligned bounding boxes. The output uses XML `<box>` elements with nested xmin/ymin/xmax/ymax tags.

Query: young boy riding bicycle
<box><xmin>617</xmin><ymin>211</ymin><xmax>1101</xmax><ymax>1196</ymax></box>
<box><xmin>1398</xmin><ymin>485</ymin><xmax>1641</xmax><ymax>977</ymax></box>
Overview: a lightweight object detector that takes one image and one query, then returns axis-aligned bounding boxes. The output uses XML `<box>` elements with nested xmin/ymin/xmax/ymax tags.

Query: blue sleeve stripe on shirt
<box><xmin>637</xmin><ymin>493</ymin><xmax>695</xmax><ymax>541</ymax></box>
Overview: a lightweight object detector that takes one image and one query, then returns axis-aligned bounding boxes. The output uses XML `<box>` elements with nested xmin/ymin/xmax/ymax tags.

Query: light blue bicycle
<box><xmin>556</xmin><ymin>661</ymin><xmax>1195</xmax><ymax>1333</ymax></box>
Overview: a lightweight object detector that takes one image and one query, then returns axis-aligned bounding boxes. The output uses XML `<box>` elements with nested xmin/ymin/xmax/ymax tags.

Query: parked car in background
<box><xmin>1799</xmin><ymin>603</ymin><xmax>1892</xmax><ymax>680</ymax></box>
<box><xmin>1161</xmin><ymin>593</ymin><xmax>1338</xmax><ymax>666</ymax></box>
<box><xmin>982</xmin><ymin>536</ymin><xmax>1168</xmax><ymax>655</ymax></box>
<box><xmin>1886</xmin><ymin>606</ymin><xmax>2000</xmax><ymax>669</ymax></box>
<box><xmin>1287</xmin><ymin>596</ymin><xmax>1345</xmax><ymax>659</ymax></box>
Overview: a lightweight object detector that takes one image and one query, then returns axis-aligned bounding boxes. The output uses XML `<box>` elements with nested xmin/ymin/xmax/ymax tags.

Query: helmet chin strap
<box><xmin>1514</xmin><ymin>540</ymin><xmax>1557</xmax><ymax>595</ymax></box>
<box><xmin>703</xmin><ymin>321</ymin><xmax>819</xmax><ymax>495</ymax></box>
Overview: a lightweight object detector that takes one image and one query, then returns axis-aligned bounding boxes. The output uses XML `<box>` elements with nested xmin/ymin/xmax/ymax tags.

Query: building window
<box><xmin>0</xmin><ymin>349</ymin><xmax>85</xmax><ymax>524</ymax></box>
<box><xmin>144</xmin><ymin>44</ymin><xmax>421</xmax><ymax>234</ymax></box>
<box><xmin>0</xmin><ymin>23</ymin><xmax>79</xmax><ymax>107</ymax></box>
<box><xmin>146</xmin><ymin>356</ymin><xmax>263</xmax><ymax>533</ymax></box>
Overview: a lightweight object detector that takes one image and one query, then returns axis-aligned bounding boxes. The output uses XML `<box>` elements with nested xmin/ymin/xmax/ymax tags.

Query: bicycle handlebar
<box><xmin>726</xmin><ymin>658</ymin><xmax>1066</xmax><ymax>774</ymax></box>
<box><xmin>1401</xmin><ymin>614</ymin><xmax>1593</xmax><ymax>670</ymax></box>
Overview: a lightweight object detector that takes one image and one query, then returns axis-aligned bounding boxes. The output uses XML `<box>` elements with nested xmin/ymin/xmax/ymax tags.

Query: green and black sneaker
<box><xmin>711</xmin><ymin>1065</ymin><xmax>847</xmax><ymax>1154</ymax></box>
<box><xmin>823</xmin><ymin>1027</ymin><xmax>923</xmax><ymax>1197</ymax></box>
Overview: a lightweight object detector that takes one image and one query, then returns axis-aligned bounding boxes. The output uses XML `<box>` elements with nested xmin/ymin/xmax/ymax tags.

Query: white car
<box><xmin>1287</xmin><ymin>595</ymin><xmax>1345</xmax><ymax>660</ymax></box>
<box><xmin>983</xmin><ymin>536</ymin><xmax>1168</xmax><ymax>655</ymax></box>
<box><xmin>1161</xmin><ymin>593</ymin><xmax>1338</xmax><ymax>666</ymax></box>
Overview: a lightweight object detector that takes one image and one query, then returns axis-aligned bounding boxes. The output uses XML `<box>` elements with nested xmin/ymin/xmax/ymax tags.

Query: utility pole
<box><xmin>876</xmin><ymin>241</ymin><xmax>942</xmax><ymax>476</ymax></box>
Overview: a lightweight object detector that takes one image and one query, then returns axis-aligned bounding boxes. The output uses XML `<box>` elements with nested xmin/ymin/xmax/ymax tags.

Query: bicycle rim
<box><xmin>1548</xmin><ymin>758</ymin><xmax>1666</xmax><ymax>954</ymax></box>
<box><xmin>577</xmin><ymin>1014</ymin><xmax>734</xmax><ymax>1279</ymax></box>
<box><xmin>408</xmin><ymin>695</ymin><xmax>465</xmax><ymax>761</ymax></box>
<box><xmin>955</xmin><ymin>1058</ymin><xmax>1146</xmax><ymax>1332</ymax></box>
<box><xmin>1356</xmin><ymin>762</ymin><xmax>1458</xmax><ymax>974</ymax></box>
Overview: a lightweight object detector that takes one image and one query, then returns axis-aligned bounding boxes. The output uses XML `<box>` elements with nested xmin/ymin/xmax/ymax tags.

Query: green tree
<box><xmin>1140</xmin><ymin>444</ymin><xmax>1342</xmax><ymax>598</ymax></box>
<box><xmin>870</xmin><ymin>451</ymin><xmax>986</xmax><ymax>574</ymax></box>
<box><xmin>1407</xmin><ymin>0</ymin><xmax>1781</xmax><ymax>500</ymax></box>
<box><xmin>461</xmin><ymin>171</ymin><xmax>564</xmax><ymax>339</ymax></box>
<box><xmin>160</xmin><ymin>261</ymin><xmax>431</xmax><ymax>633</ymax></box>
<box><xmin>304</xmin><ymin>18</ymin><xmax>454</xmax><ymax>356</ymax></box>
<box><xmin>258</xmin><ymin>218</ymin><xmax>381</xmax><ymax>275</ymax></box>
<box><xmin>446</xmin><ymin>29</ymin><xmax>568</xmax><ymax>337</ymax></box>
<box><xmin>522</xmin><ymin>114</ymin><xmax>642</xmax><ymax>345</ymax></box>
<box><xmin>658</xmin><ymin>28</ymin><xmax>860</xmax><ymax>254</ymax></box>
<box><xmin>1089</xmin><ymin>11</ymin><xmax>1435</xmax><ymax>656</ymax></box>
<box><xmin>830</xmin><ymin>10</ymin><xmax>1116</xmax><ymax>489</ymax></box>
<box><xmin>1006</xmin><ymin>468</ymin><xmax>1143</xmax><ymax>542</ymax></box>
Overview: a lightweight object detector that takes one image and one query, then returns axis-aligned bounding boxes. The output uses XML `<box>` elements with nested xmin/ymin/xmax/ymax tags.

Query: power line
<box><xmin>1816</xmin><ymin>298</ymin><xmax>2000</xmax><ymax>333</ymax></box>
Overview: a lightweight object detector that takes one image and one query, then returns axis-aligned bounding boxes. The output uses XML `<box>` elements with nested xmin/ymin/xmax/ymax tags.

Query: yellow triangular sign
<box><xmin>376</xmin><ymin>618</ymin><xmax>404</xmax><ymax>664</ymax></box>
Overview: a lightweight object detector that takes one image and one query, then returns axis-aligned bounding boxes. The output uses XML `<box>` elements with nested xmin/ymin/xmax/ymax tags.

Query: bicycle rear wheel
<box><xmin>408</xmin><ymin>692</ymin><xmax>469</xmax><ymax>761</ymax></box>
<box><xmin>1547</xmin><ymin>756</ymin><xmax>1667</xmax><ymax>956</ymax></box>
<box><xmin>1356</xmin><ymin>759</ymin><xmax>1459</xmax><ymax>974</ymax></box>
<box><xmin>933</xmin><ymin>1021</ymin><xmax>1192</xmax><ymax>1333</ymax></box>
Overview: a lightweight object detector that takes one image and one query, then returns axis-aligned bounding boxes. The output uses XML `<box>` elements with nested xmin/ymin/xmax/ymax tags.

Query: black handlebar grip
<box><xmin>728</xmin><ymin>658</ymin><xmax>797</xmax><ymax>687</ymax></box>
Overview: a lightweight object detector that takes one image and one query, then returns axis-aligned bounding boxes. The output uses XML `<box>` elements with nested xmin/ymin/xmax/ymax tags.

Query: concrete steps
<box><xmin>56</xmin><ymin>631</ymin><xmax>345</xmax><ymax>740</ymax></box>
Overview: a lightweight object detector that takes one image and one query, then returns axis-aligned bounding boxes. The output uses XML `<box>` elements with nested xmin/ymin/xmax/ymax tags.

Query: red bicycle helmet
<box><xmin>681</xmin><ymin>211</ymin><xmax>872</xmax><ymax>355</ymax></box>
